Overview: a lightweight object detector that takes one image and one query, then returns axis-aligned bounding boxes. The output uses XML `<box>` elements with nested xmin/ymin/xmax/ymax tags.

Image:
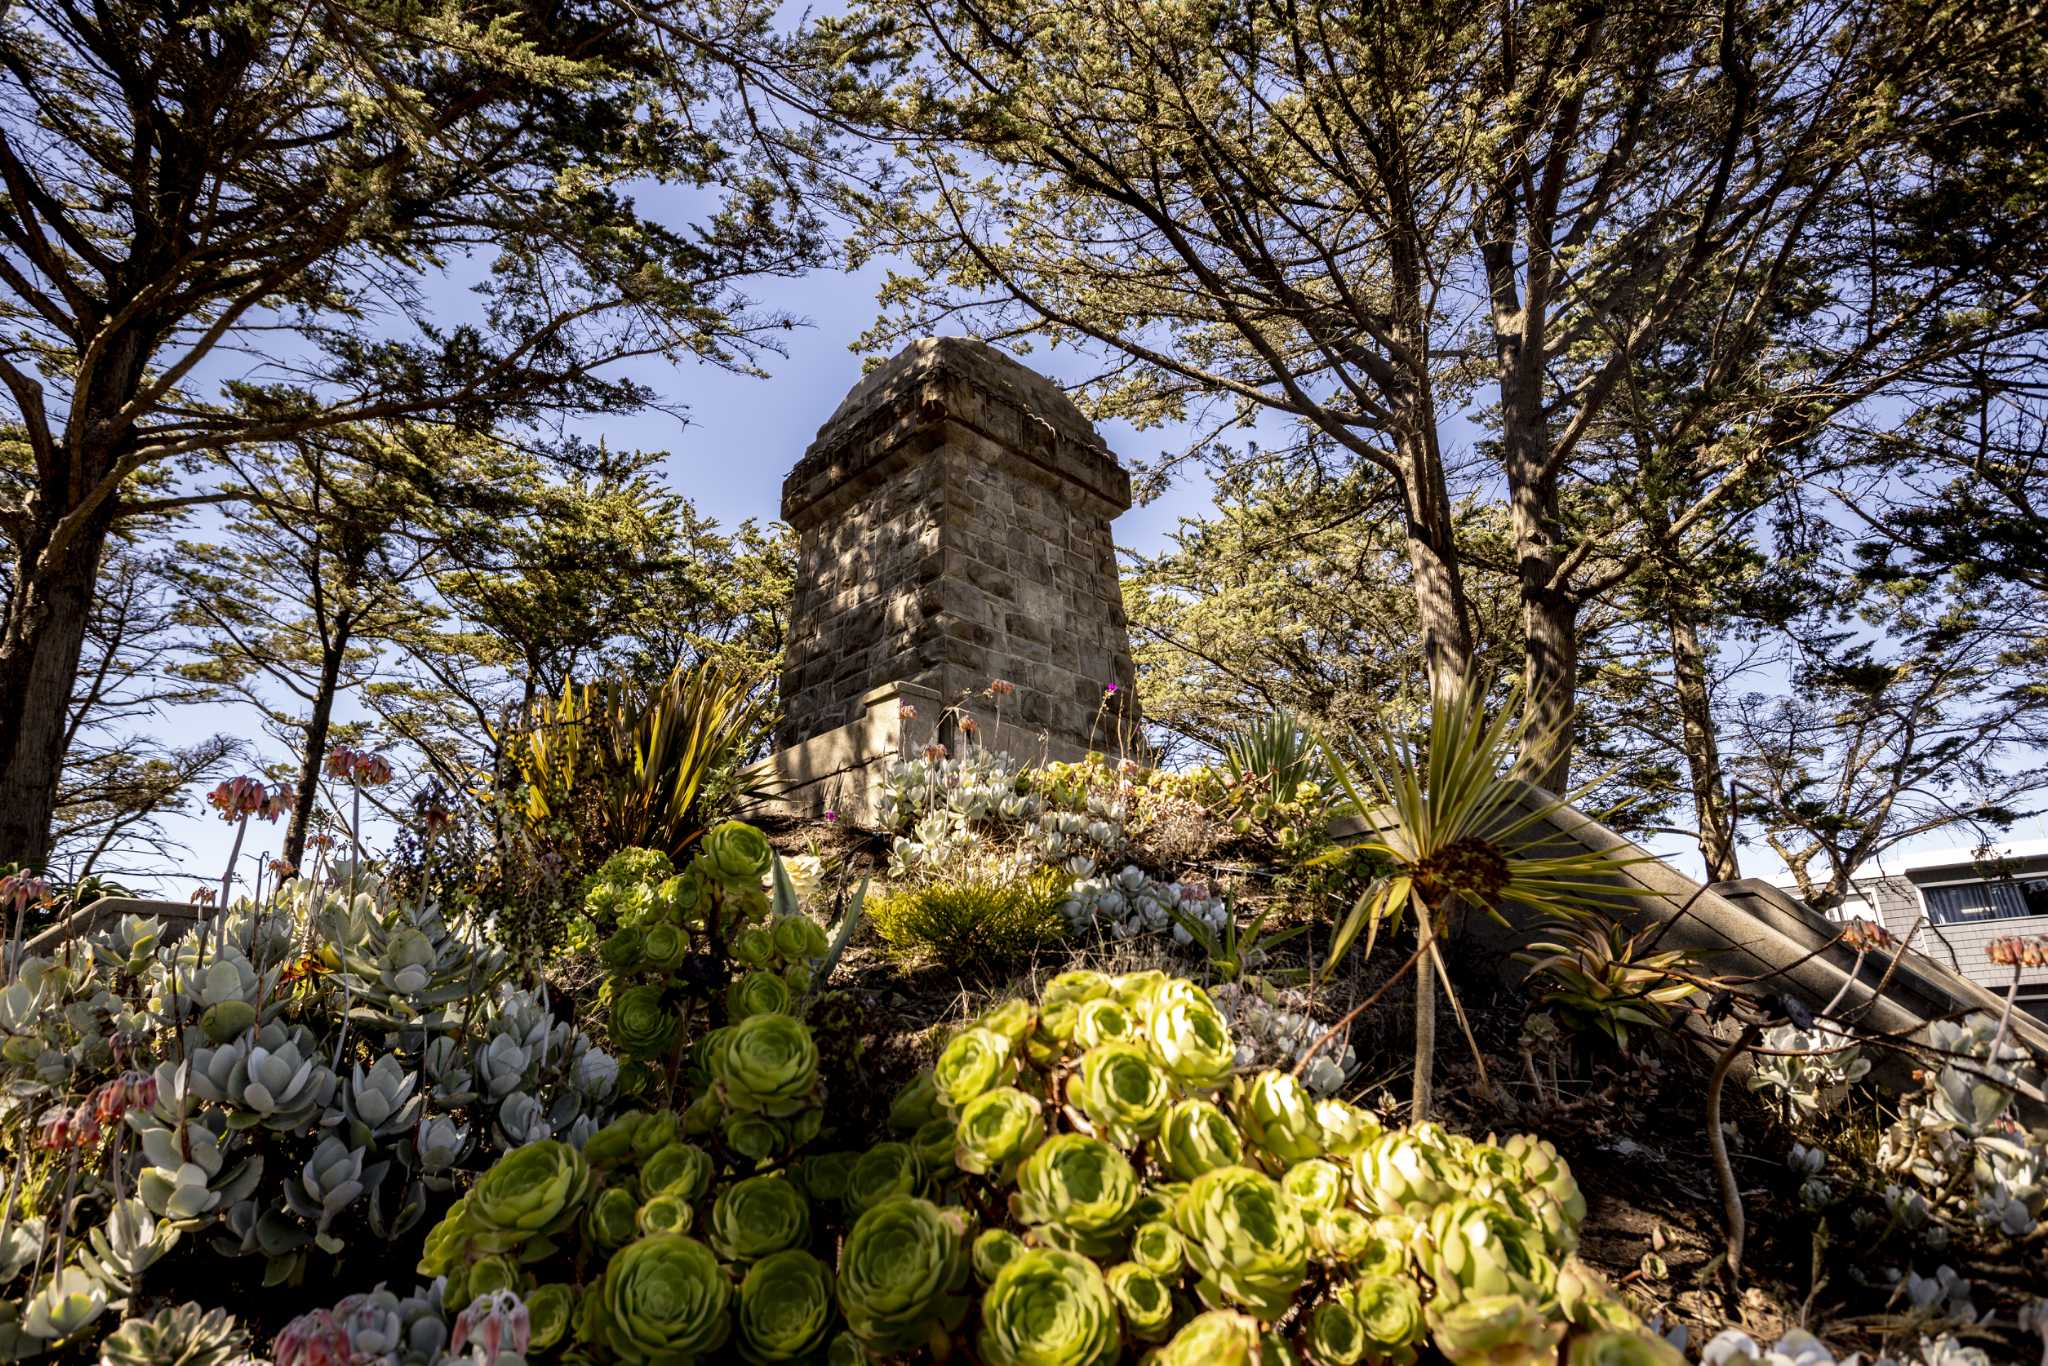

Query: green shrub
<box><xmin>867</xmin><ymin>869</ymin><xmax>1070</xmax><ymax>967</ymax></box>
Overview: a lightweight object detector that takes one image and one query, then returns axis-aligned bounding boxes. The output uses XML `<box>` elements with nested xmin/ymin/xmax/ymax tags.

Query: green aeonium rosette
<box><xmin>844</xmin><ymin>1142</ymin><xmax>920</xmax><ymax>1214</ymax></box>
<box><xmin>1173</xmin><ymin>1164</ymin><xmax>1309</xmax><ymax>1320</ymax></box>
<box><xmin>934</xmin><ymin>1027</ymin><xmax>1014</xmax><ymax>1112</ymax></box>
<box><xmin>835</xmin><ymin>1196</ymin><xmax>969</xmax><ymax>1355</ymax></box>
<box><xmin>586</xmin><ymin>1186</ymin><xmax>639</xmax><ymax>1251</ymax></box>
<box><xmin>1104</xmin><ymin>1261</ymin><xmax>1175</xmax><ymax>1342</ymax></box>
<box><xmin>1128</xmin><ymin>1220</ymin><xmax>1184</xmax><ymax>1278</ymax></box>
<box><xmin>703</xmin><ymin>821</ymin><xmax>775</xmax><ymax>883</ymax></box>
<box><xmin>714</xmin><ymin>1012</ymin><xmax>820</xmax><ymax>1116</ymax></box>
<box><xmin>1425</xmin><ymin>1293</ymin><xmax>1564</xmax><ymax>1366</ymax></box>
<box><xmin>1336</xmin><ymin>1274</ymin><xmax>1424</xmax><ymax>1358</ymax></box>
<box><xmin>772</xmin><ymin>915</ymin><xmax>830</xmax><ymax>962</ymax></box>
<box><xmin>462</xmin><ymin>1139</ymin><xmax>592</xmax><ymax>1253</ymax></box>
<box><xmin>1282</xmin><ymin>1159</ymin><xmax>1346</xmax><ymax>1213</ymax></box>
<box><xmin>1069</xmin><ymin>1041</ymin><xmax>1171</xmax><ymax>1148</ymax></box>
<box><xmin>796</xmin><ymin>1153</ymin><xmax>858</xmax><ymax>1205</ymax></box>
<box><xmin>734</xmin><ymin>926</ymin><xmax>777</xmax><ymax>968</ymax></box>
<box><xmin>973</xmin><ymin>1228</ymin><xmax>1029</xmax><ymax>1285</ymax></box>
<box><xmin>1139</xmin><ymin>979</ymin><xmax>1237</xmax><ymax>1090</ymax></box>
<box><xmin>1155</xmin><ymin>1098</ymin><xmax>1246</xmax><ymax>1182</ymax></box>
<box><xmin>601</xmin><ymin>1234</ymin><xmax>732</xmax><ymax>1363</ymax></box>
<box><xmin>640</xmin><ymin>1143</ymin><xmax>712</xmax><ymax>1203</ymax></box>
<box><xmin>1565</xmin><ymin>1331</ymin><xmax>1689</xmax><ymax>1366</ymax></box>
<box><xmin>730</xmin><ymin>970</ymin><xmax>794</xmax><ymax>1020</ymax></box>
<box><xmin>737</xmin><ymin>1249</ymin><xmax>835</xmax><ymax>1363</ymax></box>
<box><xmin>1236</xmin><ymin>1069</ymin><xmax>1324</xmax><ymax>1167</ymax></box>
<box><xmin>1072</xmin><ymin>997</ymin><xmax>1135</xmax><ymax>1050</ymax></box>
<box><xmin>527</xmin><ymin>1284</ymin><xmax>575</xmax><ymax>1351</ymax></box>
<box><xmin>1424</xmin><ymin>1198</ymin><xmax>1558</xmax><ymax>1307</ymax></box>
<box><xmin>711</xmin><ymin>1175</ymin><xmax>811</xmax><ymax>1263</ymax></box>
<box><xmin>1353</xmin><ymin>1130</ymin><xmax>1458</xmax><ymax>1216</ymax></box>
<box><xmin>600</xmin><ymin>927</ymin><xmax>648</xmax><ymax>973</ymax></box>
<box><xmin>1012</xmin><ymin>1134</ymin><xmax>1140</xmax><ymax>1255</ymax></box>
<box><xmin>637</xmin><ymin>1194</ymin><xmax>693</xmax><ymax>1235</ymax></box>
<box><xmin>975</xmin><ymin>1247</ymin><xmax>1120</xmax><ymax>1366</ymax></box>
<box><xmin>1314</xmin><ymin>1099</ymin><xmax>1379</xmax><ymax>1158</ymax></box>
<box><xmin>913</xmin><ymin>1118</ymin><xmax>958</xmax><ymax>1176</ymax></box>
<box><xmin>611</xmin><ymin>985</ymin><xmax>679</xmax><ymax>1059</ymax></box>
<box><xmin>641</xmin><ymin>923</ymin><xmax>689</xmax><ymax>972</ymax></box>
<box><xmin>1305</xmin><ymin>1299</ymin><xmax>1367</xmax><ymax>1366</ymax></box>
<box><xmin>1148</xmin><ymin>1310</ymin><xmax>1265</xmax><ymax>1366</ymax></box>
<box><xmin>955</xmin><ymin>1086</ymin><xmax>1046</xmax><ymax>1176</ymax></box>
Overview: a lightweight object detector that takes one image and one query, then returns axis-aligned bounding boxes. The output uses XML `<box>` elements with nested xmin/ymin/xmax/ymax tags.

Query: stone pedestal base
<box><xmin>740</xmin><ymin>678</ymin><xmax>1111</xmax><ymax>824</ymax></box>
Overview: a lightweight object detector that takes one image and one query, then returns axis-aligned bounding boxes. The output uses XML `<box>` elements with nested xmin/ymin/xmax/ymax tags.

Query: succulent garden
<box><xmin>1</xmin><ymin>680</ymin><xmax>2043</xmax><ymax>1366</ymax></box>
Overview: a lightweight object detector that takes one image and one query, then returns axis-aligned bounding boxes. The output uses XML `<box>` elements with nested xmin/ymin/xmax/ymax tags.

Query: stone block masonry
<box><xmin>776</xmin><ymin>337</ymin><xmax>1140</xmax><ymax>764</ymax></box>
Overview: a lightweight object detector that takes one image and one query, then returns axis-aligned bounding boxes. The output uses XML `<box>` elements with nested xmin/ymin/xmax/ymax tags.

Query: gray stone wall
<box><xmin>778</xmin><ymin>338</ymin><xmax>1139</xmax><ymax>758</ymax></box>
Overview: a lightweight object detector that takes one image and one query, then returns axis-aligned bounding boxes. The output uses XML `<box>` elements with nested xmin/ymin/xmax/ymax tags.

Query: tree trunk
<box><xmin>283</xmin><ymin>635</ymin><xmax>350</xmax><ymax>871</ymax></box>
<box><xmin>1501</xmin><ymin>382</ymin><xmax>1578</xmax><ymax>793</ymax></box>
<box><xmin>1411</xmin><ymin>914</ymin><xmax>1438</xmax><ymax>1121</ymax></box>
<box><xmin>1393</xmin><ymin>417</ymin><xmax>1475</xmax><ymax>703</ymax></box>
<box><xmin>0</xmin><ymin>520</ymin><xmax>113</xmax><ymax>869</ymax></box>
<box><xmin>1669</xmin><ymin>608</ymin><xmax>1740</xmax><ymax>881</ymax></box>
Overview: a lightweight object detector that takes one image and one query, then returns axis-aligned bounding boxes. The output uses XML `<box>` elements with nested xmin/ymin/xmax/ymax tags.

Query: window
<box><xmin>1923</xmin><ymin>876</ymin><xmax>2048</xmax><ymax>925</ymax></box>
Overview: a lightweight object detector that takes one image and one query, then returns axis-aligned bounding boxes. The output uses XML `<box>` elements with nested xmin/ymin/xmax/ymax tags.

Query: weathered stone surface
<box><xmin>775</xmin><ymin>337</ymin><xmax>1139</xmax><ymax>760</ymax></box>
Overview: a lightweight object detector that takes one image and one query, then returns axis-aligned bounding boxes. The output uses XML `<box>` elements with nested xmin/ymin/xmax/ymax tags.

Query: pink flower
<box><xmin>35</xmin><ymin>1107</ymin><xmax>71</xmax><ymax>1151</ymax></box>
<box><xmin>451</xmin><ymin>1291</ymin><xmax>530</xmax><ymax>1364</ymax></box>
<box><xmin>0</xmin><ymin>871</ymin><xmax>50</xmax><ymax>912</ymax></box>
<box><xmin>823</xmin><ymin>810</ymin><xmax>839</xmax><ymax>823</ymax></box>
<box><xmin>900</xmin><ymin>703</ymin><xmax>919</xmax><ymax>722</ymax></box>
<box><xmin>1104</xmin><ymin>683</ymin><xmax>1119</xmax><ymax>695</ymax></box>
<box><xmin>207</xmin><ymin>775</ymin><xmax>286</xmax><ymax>823</ymax></box>
<box><xmin>324</xmin><ymin>745</ymin><xmax>394</xmax><ymax>788</ymax></box>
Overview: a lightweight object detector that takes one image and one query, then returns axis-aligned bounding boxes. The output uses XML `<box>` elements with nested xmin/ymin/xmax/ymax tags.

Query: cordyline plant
<box><xmin>1316</xmin><ymin>681</ymin><xmax>1645</xmax><ymax>1119</ymax></box>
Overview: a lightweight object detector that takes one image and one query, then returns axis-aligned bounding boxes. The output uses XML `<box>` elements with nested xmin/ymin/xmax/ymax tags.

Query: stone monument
<box><xmin>752</xmin><ymin>337</ymin><xmax>1140</xmax><ymax>817</ymax></box>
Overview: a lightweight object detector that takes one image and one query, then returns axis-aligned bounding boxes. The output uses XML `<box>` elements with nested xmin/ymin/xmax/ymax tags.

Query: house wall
<box><xmin>1816</xmin><ymin>858</ymin><xmax>2048</xmax><ymax>1019</ymax></box>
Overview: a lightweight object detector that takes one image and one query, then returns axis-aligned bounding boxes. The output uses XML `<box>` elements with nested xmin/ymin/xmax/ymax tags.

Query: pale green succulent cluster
<box><xmin>584</xmin><ymin>824</ymin><xmax>832</xmax><ymax>1108</ymax></box>
<box><xmin>862</xmin><ymin>969</ymin><xmax>1659</xmax><ymax>1366</ymax></box>
<box><xmin>878</xmin><ymin>748</ymin><xmax>1129</xmax><ymax>887</ymax></box>
<box><xmin>96</xmin><ymin>1303</ymin><xmax>253</xmax><ymax>1366</ymax></box>
<box><xmin>1874</xmin><ymin>1013</ymin><xmax>2048</xmax><ymax>1240</ymax></box>
<box><xmin>0</xmin><ymin>867</ymin><xmax>622</xmax><ymax>1341</ymax></box>
<box><xmin>392</xmin><ymin>970</ymin><xmax>1664</xmax><ymax>1365</ymax></box>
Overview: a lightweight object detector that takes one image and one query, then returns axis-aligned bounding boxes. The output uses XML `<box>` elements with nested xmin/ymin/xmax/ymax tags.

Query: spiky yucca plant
<box><xmin>1319</xmin><ymin>681</ymin><xmax>1642</xmax><ymax>1119</ymax></box>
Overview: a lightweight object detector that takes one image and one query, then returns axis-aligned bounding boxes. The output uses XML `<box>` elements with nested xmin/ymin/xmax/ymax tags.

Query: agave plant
<box><xmin>1515</xmin><ymin>918</ymin><xmax>1703</xmax><ymax>1052</ymax></box>
<box><xmin>1318</xmin><ymin>679</ymin><xmax>1643</xmax><ymax>1119</ymax></box>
